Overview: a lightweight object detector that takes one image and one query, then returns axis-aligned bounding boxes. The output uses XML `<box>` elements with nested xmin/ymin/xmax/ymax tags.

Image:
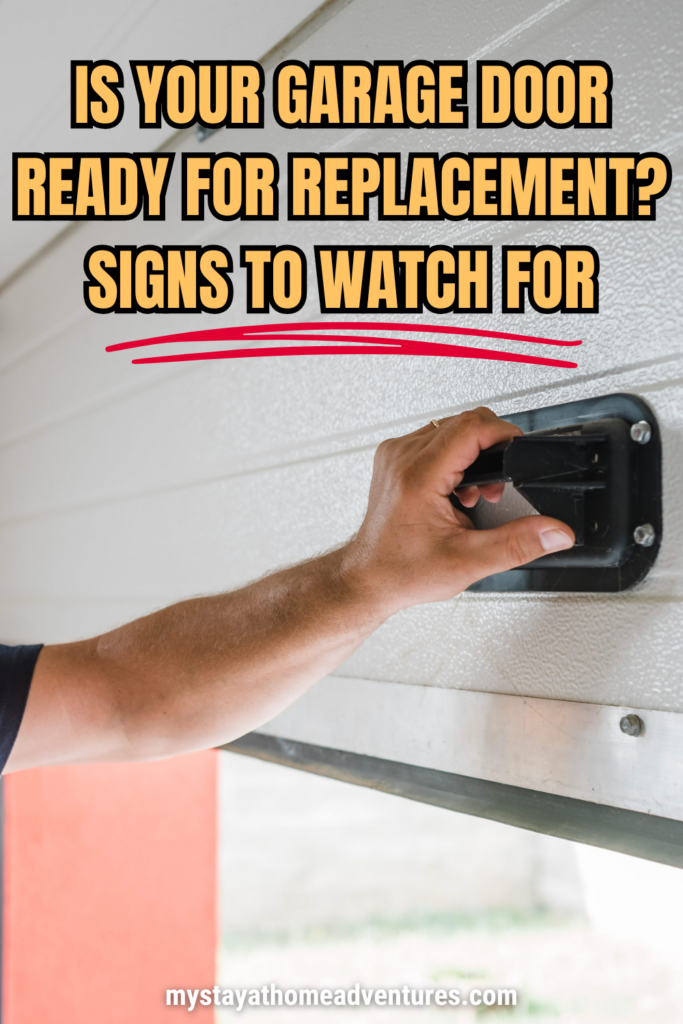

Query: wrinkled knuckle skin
<box><xmin>455</xmin><ymin>410</ymin><xmax>478</xmax><ymax>429</ymax></box>
<box><xmin>374</xmin><ymin>438</ymin><xmax>396</xmax><ymax>464</ymax></box>
<box><xmin>460</xmin><ymin>407</ymin><xmax>492</xmax><ymax>428</ymax></box>
<box><xmin>506</xmin><ymin>533</ymin><xmax>536</xmax><ymax>567</ymax></box>
<box><xmin>396</xmin><ymin>460</ymin><xmax>425</xmax><ymax>495</ymax></box>
<box><xmin>467</xmin><ymin>406</ymin><xmax>496</xmax><ymax>427</ymax></box>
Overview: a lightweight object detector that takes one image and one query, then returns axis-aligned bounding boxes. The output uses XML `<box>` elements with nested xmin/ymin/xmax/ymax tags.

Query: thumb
<box><xmin>456</xmin><ymin>515</ymin><xmax>575</xmax><ymax>584</ymax></box>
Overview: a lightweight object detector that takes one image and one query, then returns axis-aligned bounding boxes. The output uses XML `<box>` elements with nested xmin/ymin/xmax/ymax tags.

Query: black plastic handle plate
<box><xmin>458</xmin><ymin>393</ymin><xmax>662</xmax><ymax>593</ymax></box>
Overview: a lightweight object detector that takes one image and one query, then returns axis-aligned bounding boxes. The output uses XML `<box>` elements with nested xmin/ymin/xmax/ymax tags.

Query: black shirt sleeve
<box><xmin>0</xmin><ymin>644</ymin><xmax>42</xmax><ymax>773</ymax></box>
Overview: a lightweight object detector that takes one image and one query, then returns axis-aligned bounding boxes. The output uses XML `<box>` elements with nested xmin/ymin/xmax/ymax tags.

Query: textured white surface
<box><xmin>1</xmin><ymin>0</ymin><xmax>682</xmax><ymax>753</ymax></box>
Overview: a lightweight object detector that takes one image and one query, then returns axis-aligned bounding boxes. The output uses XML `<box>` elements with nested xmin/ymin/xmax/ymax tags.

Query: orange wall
<box><xmin>3</xmin><ymin>750</ymin><xmax>217</xmax><ymax>1023</ymax></box>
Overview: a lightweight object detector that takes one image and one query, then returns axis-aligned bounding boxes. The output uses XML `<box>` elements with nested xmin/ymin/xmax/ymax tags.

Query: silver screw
<box><xmin>620</xmin><ymin>714</ymin><xmax>643</xmax><ymax>737</ymax></box>
<box><xmin>630</xmin><ymin>421</ymin><xmax>652</xmax><ymax>444</ymax></box>
<box><xmin>197</xmin><ymin>125</ymin><xmax>220</xmax><ymax>142</ymax></box>
<box><xmin>633</xmin><ymin>523</ymin><xmax>656</xmax><ymax>547</ymax></box>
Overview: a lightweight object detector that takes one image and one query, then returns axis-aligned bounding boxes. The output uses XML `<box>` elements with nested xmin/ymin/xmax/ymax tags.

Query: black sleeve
<box><xmin>0</xmin><ymin>644</ymin><xmax>43</xmax><ymax>773</ymax></box>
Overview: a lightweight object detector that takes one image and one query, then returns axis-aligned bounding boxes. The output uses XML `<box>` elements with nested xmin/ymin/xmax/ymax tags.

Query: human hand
<box><xmin>342</xmin><ymin>407</ymin><xmax>575</xmax><ymax>616</ymax></box>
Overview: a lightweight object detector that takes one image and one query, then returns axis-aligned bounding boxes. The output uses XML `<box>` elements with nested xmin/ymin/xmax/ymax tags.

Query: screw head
<box><xmin>620</xmin><ymin>713</ymin><xmax>643</xmax><ymax>737</ymax></box>
<box><xmin>634</xmin><ymin>523</ymin><xmax>656</xmax><ymax>547</ymax></box>
<box><xmin>630</xmin><ymin>421</ymin><xmax>652</xmax><ymax>444</ymax></box>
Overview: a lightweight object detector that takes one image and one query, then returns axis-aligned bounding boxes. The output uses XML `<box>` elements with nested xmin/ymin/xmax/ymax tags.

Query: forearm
<box><xmin>98</xmin><ymin>545</ymin><xmax>386</xmax><ymax>755</ymax></box>
<box><xmin>9</xmin><ymin>546</ymin><xmax>387</xmax><ymax>769</ymax></box>
<box><xmin>6</xmin><ymin>407</ymin><xmax>575</xmax><ymax>773</ymax></box>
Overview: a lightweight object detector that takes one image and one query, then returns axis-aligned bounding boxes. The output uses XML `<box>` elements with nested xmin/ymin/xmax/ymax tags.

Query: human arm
<box><xmin>4</xmin><ymin>407</ymin><xmax>574</xmax><ymax>772</ymax></box>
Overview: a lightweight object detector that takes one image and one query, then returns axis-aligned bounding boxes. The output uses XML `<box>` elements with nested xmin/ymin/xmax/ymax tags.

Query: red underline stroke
<box><xmin>107</xmin><ymin>320</ymin><xmax>582</xmax><ymax>352</ymax></box>
<box><xmin>130</xmin><ymin>342</ymin><xmax>577</xmax><ymax>369</ymax></box>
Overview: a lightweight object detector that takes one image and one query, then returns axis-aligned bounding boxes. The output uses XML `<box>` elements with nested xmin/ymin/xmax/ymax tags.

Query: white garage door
<box><xmin>2</xmin><ymin>0</ymin><xmax>682</xmax><ymax>863</ymax></box>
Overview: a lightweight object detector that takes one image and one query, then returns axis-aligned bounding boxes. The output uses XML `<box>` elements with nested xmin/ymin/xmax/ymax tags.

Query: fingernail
<box><xmin>540</xmin><ymin>528</ymin><xmax>574</xmax><ymax>552</ymax></box>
